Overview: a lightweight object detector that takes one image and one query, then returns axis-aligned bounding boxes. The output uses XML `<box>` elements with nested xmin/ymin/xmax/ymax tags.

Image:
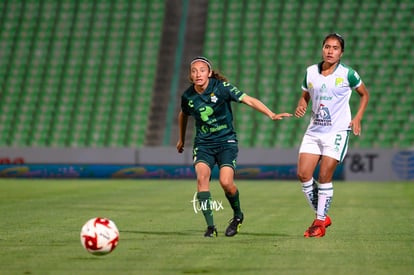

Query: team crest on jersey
<box><xmin>210</xmin><ymin>93</ymin><xmax>218</xmax><ymax>103</ymax></box>
<box><xmin>335</xmin><ymin>77</ymin><xmax>344</xmax><ymax>87</ymax></box>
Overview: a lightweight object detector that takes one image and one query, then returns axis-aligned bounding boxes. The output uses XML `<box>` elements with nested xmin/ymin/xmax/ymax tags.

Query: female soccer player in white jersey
<box><xmin>295</xmin><ymin>33</ymin><xmax>369</xmax><ymax>238</ymax></box>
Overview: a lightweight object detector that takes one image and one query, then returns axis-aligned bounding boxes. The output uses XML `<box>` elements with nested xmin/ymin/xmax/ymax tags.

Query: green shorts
<box><xmin>193</xmin><ymin>143</ymin><xmax>238</xmax><ymax>170</ymax></box>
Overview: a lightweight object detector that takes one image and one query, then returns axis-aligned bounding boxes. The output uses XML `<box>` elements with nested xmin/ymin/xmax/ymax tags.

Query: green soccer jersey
<box><xmin>181</xmin><ymin>78</ymin><xmax>246</xmax><ymax>146</ymax></box>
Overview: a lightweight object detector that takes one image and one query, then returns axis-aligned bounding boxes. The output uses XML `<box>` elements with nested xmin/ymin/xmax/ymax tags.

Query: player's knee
<box><xmin>219</xmin><ymin>178</ymin><xmax>235</xmax><ymax>192</ymax></box>
<box><xmin>297</xmin><ymin>171</ymin><xmax>312</xmax><ymax>182</ymax></box>
<box><xmin>197</xmin><ymin>174</ymin><xmax>210</xmax><ymax>188</ymax></box>
<box><xmin>318</xmin><ymin>171</ymin><xmax>333</xmax><ymax>183</ymax></box>
<box><xmin>222</xmin><ymin>184</ymin><xmax>236</xmax><ymax>194</ymax></box>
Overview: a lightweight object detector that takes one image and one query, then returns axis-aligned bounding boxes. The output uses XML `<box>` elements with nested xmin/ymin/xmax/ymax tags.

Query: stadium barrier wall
<box><xmin>0</xmin><ymin>148</ymin><xmax>412</xmax><ymax>181</ymax></box>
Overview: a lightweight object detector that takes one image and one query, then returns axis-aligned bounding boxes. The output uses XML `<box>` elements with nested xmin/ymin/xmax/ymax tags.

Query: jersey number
<box><xmin>334</xmin><ymin>134</ymin><xmax>342</xmax><ymax>146</ymax></box>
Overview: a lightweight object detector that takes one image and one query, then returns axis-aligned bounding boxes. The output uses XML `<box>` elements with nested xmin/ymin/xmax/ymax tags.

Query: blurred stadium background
<box><xmin>0</xmin><ymin>0</ymin><xmax>413</xmax><ymax>150</ymax></box>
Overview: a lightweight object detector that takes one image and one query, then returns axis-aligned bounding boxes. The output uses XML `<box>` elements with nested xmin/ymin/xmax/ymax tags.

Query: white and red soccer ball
<box><xmin>80</xmin><ymin>217</ymin><xmax>119</xmax><ymax>256</ymax></box>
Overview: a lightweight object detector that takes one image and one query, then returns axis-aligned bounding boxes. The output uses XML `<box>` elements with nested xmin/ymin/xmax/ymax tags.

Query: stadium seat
<box><xmin>0</xmin><ymin>0</ymin><xmax>165</xmax><ymax>147</ymax></box>
<box><xmin>0</xmin><ymin>0</ymin><xmax>412</xmax><ymax>149</ymax></box>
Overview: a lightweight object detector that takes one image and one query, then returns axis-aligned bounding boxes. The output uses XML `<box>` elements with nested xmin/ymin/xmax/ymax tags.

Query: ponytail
<box><xmin>210</xmin><ymin>70</ymin><xmax>228</xmax><ymax>82</ymax></box>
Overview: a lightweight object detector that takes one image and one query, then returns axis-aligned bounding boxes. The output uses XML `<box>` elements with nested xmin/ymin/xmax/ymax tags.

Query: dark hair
<box><xmin>189</xmin><ymin>56</ymin><xmax>228</xmax><ymax>82</ymax></box>
<box><xmin>323</xmin><ymin>33</ymin><xmax>345</xmax><ymax>52</ymax></box>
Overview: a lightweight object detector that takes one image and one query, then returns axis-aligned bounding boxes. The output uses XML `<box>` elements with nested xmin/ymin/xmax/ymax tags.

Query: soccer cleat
<box><xmin>303</xmin><ymin>222</ymin><xmax>314</xmax><ymax>238</ymax></box>
<box><xmin>204</xmin><ymin>226</ymin><xmax>218</xmax><ymax>237</ymax></box>
<box><xmin>304</xmin><ymin>219</ymin><xmax>326</xmax><ymax>238</ymax></box>
<box><xmin>303</xmin><ymin>215</ymin><xmax>332</xmax><ymax>237</ymax></box>
<box><xmin>324</xmin><ymin>215</ymin><xmax>332</xmax><ymax>228</ymax></box>
<box><xmin>225</xmin><ymin>216</ymin><xmax>243</xmax><ymax>237</ymax></box>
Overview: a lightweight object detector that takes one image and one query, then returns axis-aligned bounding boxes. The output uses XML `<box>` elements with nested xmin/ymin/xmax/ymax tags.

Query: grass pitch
<box><xmin>0</xmin><ymin>179</ymin><xmax>413</xmax><ymax>275</ymax></box>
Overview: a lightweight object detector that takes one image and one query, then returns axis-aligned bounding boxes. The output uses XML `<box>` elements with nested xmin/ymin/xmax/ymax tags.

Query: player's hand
<box><xmin>176</xmin><ymin>141</ymin><xmax>184</xmax><ymax>153</ymax></box>
<box><xmin>295</xmin><ymin>105</ymin><xmax>307</xmax><ymax>118</ymax></box>
<box><xmin>271</xmin><ymin>113</ymin><xmax>293</xmax><ymax>120</ymax></box>
<box><xmin>349</xmin><ymin>119</ymin><xmax>362</xmax><ymax>136</ymax></box>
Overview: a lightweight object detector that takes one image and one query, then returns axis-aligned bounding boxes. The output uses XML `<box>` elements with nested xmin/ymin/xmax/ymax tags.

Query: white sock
<box><xmin>316</xmin><ymin>182</ymin><xmax>334</xmax><ymax>221</ymax></box>
<box><xmin>301</xmin><ymin>178</ymin><xmax>318</xmax><ymax>212</ymax></box>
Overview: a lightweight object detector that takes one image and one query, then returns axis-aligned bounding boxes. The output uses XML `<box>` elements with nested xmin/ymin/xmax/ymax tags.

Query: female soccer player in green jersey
<box><xmin>177</xmin><ymin>56</ymin><xmax>291</xmax><ymax>237</ymax></box>
<box><xmin>295</xmin><ymin>33</ymin><xmax>369</xmax><ymax>238</ymax></box>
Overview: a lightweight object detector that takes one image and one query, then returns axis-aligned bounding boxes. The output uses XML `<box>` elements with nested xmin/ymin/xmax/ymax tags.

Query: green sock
<box><xmin>225</xmin><ymin>189</ymin><xmax>243</xmax><ymax>219</ymax></box>
<box><xmin>197</xmin><ymin>191</ymin><xmax>214</xmax><ymax>227</ymax></box>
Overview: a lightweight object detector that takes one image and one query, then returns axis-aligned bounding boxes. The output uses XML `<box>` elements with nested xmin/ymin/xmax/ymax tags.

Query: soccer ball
<box><xmin>80</xmin><ymin>217</ymin><xmax>119</xmax><ymax>256</ymax></box>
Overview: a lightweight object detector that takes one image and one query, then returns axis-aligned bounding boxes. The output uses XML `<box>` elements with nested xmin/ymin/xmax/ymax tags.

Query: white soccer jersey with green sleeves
<box><xmin>301</xmin><ymin>62</ymin><xmax>362</xmax><ymax>134</ymax></box>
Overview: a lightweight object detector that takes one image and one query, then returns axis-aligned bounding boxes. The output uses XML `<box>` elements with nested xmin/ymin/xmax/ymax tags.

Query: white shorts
<box><xmin>299</xmin><ymin>130</ymin><xmax>350</xmax><ymax>162</ymax></box>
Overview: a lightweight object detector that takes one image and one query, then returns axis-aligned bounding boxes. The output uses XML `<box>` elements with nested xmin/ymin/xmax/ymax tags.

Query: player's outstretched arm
<box><xmin>241</xmin><ymin>94</ymin><xmax>292</xmax><ymax>120</ymax></box>
<box><xmin>271</xmin><ymin>113</ymin><xmax>293</xmax><ymax>120</ymax></box>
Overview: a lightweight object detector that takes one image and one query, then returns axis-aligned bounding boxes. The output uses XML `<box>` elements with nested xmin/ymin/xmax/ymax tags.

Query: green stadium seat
<box><xmin>0</xmin><ymin>0</ymin><xmax>412</xmax><ymax>149</ymax></box>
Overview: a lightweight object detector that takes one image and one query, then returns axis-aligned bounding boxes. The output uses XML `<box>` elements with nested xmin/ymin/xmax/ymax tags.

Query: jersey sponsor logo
<box><xmin>320</xmin><ymin>83</ymin><xmax>328</xmax><ymax>93</ymax></box>
<box><xmin>200</xmin><ymin>124</ymin><xmax>228</xmax><ymax>134</ymax></box>
<box><xmin>201</xmin><ymin>125</ymin><xmax>209</xmax><ymax>134</ymax></box>
<box><xmin>209</xmin><ymin>124</ymin><xmax>227</xmax><ymax>133</ymax></box>
<box><xmin>313</xmin><ymin>104</ymin><xmax>332</xmax><ymax>126</ymax></box>
<box><xmin>316</xmin><ymin>95</ymin><xmax>333</xmax><ymax>101</ymax></box>
<box><xmin>317</xmin><ymin>104</ymin><xmax>331</xmax><ymax>119</ymax></box>
<box><xmin>308</xmin><ymin>82</ymin><xmax>314</xmax><ymax>92</ymax></box>
<box><xmin>199</xmin><ymin>106</ymin><xmax>214</xmax><ymax>122</ymax></box>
